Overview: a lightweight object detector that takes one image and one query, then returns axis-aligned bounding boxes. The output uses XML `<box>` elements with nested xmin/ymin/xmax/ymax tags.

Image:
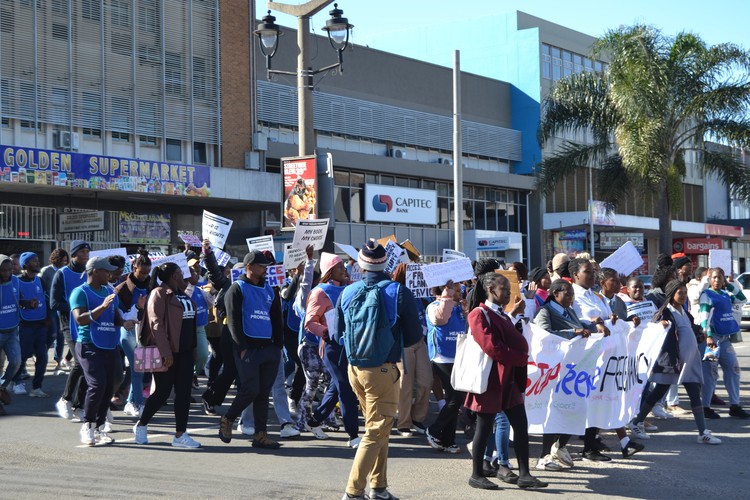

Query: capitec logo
<box><xmin>372</xmin><ymin>194</ymin><xmax>394</xmax><ymax>212</ymax></box>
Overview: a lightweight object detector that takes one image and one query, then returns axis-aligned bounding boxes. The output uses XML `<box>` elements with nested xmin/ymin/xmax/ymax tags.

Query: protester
<box><xmin>599</xmin><ymin>268</ymin><xmax>628</xmax><ymax>319</ymax></box>
<box><xmin>687</xmin><ymin>267</ymin><xmax>708</xmax><ymax>318</ymax></box>
<box><xmin>338</xmin><ymin>239</ymin><xmax>423</xmax><ymax>500</ymax></box>
<box><xmin>549</xmin><ymin>253</ymin><xmax>571</xmax><ymax>281</ymax></box>
<box><xmin>70</xmin><ymin>256</ymin><xmax>125</xmax><ymax>445</ymax></box>
<box><xmin>186</xmin><ymin>256</ymin><xmax>210</xmax><ymax>387</ymax></box>
<box><xmin>280</xmin><ymin>259</ymin><xmax>307</xmax><ymax>414</ymax></box>
<box><xmin>465</xmin><ymin>272</ymin><xmax>547</xmax><ymax>490</ymax></box>
<box><xmin>40</xmin><ymin>248</ymin><xmax>69</xmax><ymax>374</ymax></box>
<box><xmin>528</xmin><ymin>266</ymin><xmax>551</xmax><ymax>311</ymax></box>
<box><xmin>134</xmin><ymin>261</ymin><xmax>201</xmax><ymax>449</ymax></box>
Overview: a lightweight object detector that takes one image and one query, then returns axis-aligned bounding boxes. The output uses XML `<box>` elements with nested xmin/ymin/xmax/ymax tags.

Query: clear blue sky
<box><xmin>257</xmin><ymin>0</ymin><xmax>750</xmax><ymax>51</ymax></box>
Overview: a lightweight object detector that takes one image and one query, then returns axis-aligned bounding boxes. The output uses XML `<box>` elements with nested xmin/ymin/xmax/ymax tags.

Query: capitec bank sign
<box><xmin>364</xmin><ymin>184</ymin><xmax>437</xmax><ymax>225</ymax></box>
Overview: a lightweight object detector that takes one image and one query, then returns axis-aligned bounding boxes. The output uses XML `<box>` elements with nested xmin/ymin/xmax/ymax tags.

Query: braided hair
<box><xmin>149</xmin><ymin>262</ymin><xmax>181</xmax><ymax>292</ymax></box>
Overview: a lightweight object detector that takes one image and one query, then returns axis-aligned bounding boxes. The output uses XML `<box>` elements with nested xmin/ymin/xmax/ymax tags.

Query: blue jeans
<box><xmin>16</xmin><ymin>323</ymin><xmax>48</xmax><ymax>390</ymax></box>
<box><xmin>483</xmin><ymin>411</ymin><xmax>511</xmax><ymax>465</ymax></box>
<box><xmin>241</xmin><ymin>351</ymin><xmax>294</xmax><ymax>428</ymax></box>
<box><xmin>0</xmin><ymin>328</ymin><xmax>21</xmax><ymax>388</ymax></box>
<box><xmin>312</xmin><ymin>341</ymin><xmax>359</xmax><ymax>439</ymax></box>
<box><xmin>120</xmin><ymin>328</ymin><xmax>144</xmax><ymax>407</ymax></box>
<box><xmin>701</xmin><ymin>336</ymin><xmax>741</xmax><ymax>406</ymax></box>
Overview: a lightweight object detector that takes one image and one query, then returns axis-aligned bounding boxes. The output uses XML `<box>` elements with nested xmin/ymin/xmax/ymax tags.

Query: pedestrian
<box><xmin>186</xmin><ymin>256</ymin><xmax>210</xmax><ymax>387</ymax></box>
<box><xmin>70</xmin><ymin>256</ymin><xmax>126</xmax><ymax>445</ymax></box>
<box><xmin>15</xmin><ymin>252</ymin><xmax>50</xmax><ymax>397</ymax></box>
<box><xmin>338</xmin><ymin>239</ymin><xmax>423</xmax><ymax>500</ymax></box>
<box><xmin>133</xmin><ymin>261</ymin><xmax>201</xmax><ymax>448</ymax></box>
<box><xmin>40</xmin><ymin>248</ymin><xmax>68</xmax><ymax>374</ymax></box>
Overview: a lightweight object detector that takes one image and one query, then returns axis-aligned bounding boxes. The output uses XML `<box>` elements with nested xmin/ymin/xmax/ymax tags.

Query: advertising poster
<box><xmin>282</xmin><ymin>156</ymin><xmax>317</xmax><ymax>230</ymax></box>
<box><xmin>119</xmin><ymin>212</ymin><xmax>171</xmax><ymax>245</ymax></box>
<box><xmin>1</xmin><ymin>144</ymin><xmax>210</xmax><ymax>197</ymax></box>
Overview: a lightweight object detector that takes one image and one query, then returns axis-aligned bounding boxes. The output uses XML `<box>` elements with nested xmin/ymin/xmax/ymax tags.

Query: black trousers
<box><xmin>138</xmin><ymin>350</ymin><xmax>194</xmax><ymax>433</ymax></box>
<box><xmin>471</xmin><ymin>404</ymin><xmax>531</xmax><ymax>479</ymax></box>
<box><xmin>224</xmin><ymin>344</ymin><xmax>281</xmax><ymax>433</ymax></box>
<box><xmin>61</xmin><ymin>315</ymin><xmax>86</xmax><ymax>408</ymax></box>
<box><xmin>76</xmin><ymin>343</ymin><xmax>118</xmax><ymax>427</ymax></box>
<box><xmin>284</xmin><ymin>327</ymin><xmax>305</xmax><ymax>404</ymax></box>
<box><xmin>427</xmin><ymin>362</ymin><xmax>465</xmax><ymax>447</ymax></box>
<box><xmin>201</xmin><ymin>326</ymin><xmax>237</xmax><ymax>406</ymax></box>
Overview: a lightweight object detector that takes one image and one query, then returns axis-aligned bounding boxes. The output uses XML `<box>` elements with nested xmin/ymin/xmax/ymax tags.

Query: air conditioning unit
<box><xmin>55</xmin><ymin>130</ymin><xmax>79</xmax><ymax>151</ymax></box>
<box><xmin>437</xmin><ymin>157</ymin><xmax>453</xmax><ymax>165</ymax></box>
<box><xmin>387</xmin><ymin>148</ymin><xmax>407</xmax><ymax>159</ymax></box>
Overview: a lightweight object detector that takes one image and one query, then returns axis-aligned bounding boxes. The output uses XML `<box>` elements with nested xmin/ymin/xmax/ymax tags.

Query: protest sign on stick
<box><xmin>291</xmin><ymin>218</ymin><xmax>329</xmax><ymax>250</ymax></box>
<box><xmin>202</xmin><ymin>210</ymin><xmax>232</xmax><ymax>248</ymax></box>
<box><xmin>406</xmin><ymin>264</ymin><xmax>430</xmax><ymax>298</ymax></box>
<box><xmin>247</xmin><ymin>235</ymin><xmax>275</xmax><ymax>254</ymax></box>
<box><xmin>709</xmin><ymin>249</ymin><xmax>732</xmax><ymax>276</ymax></box>
<box><xmin>442</xmin><ymin>249</ymin><xmax>466</xmax><ymax>262</ymax></box>
<box><xmin>283</xmin><ymin>243</ymin><xmax>308</xmax><ymax>270</ymax></box>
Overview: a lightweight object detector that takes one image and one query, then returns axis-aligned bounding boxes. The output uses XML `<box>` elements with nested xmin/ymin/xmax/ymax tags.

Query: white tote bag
<box><xmin>451</xmin><ymin>310</ymin><xmax>493</xmax><ymax>394</ymax></box>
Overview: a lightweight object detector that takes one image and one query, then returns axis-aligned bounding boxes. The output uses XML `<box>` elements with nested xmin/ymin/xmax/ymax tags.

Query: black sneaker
<box><xmin>592</xmin><ymin>436</ymin><xmax>611</xmax><ymax>452</ymax></box>
<box><xmin>582</xmin><ymin>450</ymin><xmax>612</xmax><ymax>462</ymax></box>
<box><xmin>202</xmin><ymin>396</ymin><xmax>217</xmax><ymax>416</ymax></box>
<box><xmin>412</xmin><ymin>421</ymin><xmax>427</xmax><ymax>435</ymax></box>
<box><xmin>729</xmin><ymin>405</ymin><xmax>750</xmax><ymax>419</ymax></box>
<box><xmin>468</xmin><ymin>476</ymin><xmax>499</xmax><ymax>490</ymax></box>
<box><xmin>704</xmin><ymin>407</ymin><xmax>721</xmax><ymax>419</ymax></box>
<box><xmin>621</xmin><ymin>440</ymin><xmax>645</xmax><ymax>458</ymax></box>
<box><xmin>482</xmin><ymin>459</ymin><xmax>499</xmax><ymax>477</ymax></box>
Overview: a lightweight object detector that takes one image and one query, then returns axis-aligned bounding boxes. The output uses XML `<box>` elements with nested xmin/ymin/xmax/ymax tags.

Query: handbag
<box><xmin>133</xmin><ymin>345</ymin><xmax>167</xmax><ymax>373</ymax></box>
<box><xmin>451</xmin><ymin>309</ymin><xmax>493</xmax><ymax>394</ymax></box>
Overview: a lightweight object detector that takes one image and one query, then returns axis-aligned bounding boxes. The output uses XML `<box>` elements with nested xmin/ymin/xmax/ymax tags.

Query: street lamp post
<box><xmin>254</xmin><ymin>1</ymin><xmax>353</xmax><ymax>157</ymax></box>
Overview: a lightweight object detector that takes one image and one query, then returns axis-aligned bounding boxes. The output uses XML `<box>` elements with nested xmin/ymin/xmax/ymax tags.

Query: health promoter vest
<box><xmin>81</xmin><ymin>284</ymin><xmax>119</xmax><ymax>349</ymax></box>
<box><xmin>426</xmin><ymin>302</ymin><xmax>464</xmax><ymax>360</ymax></box>
<box><xmin>283</xmin><ymin>296</ymin><xmax>301</xmax><ymax>333</ymax></box>
<box><xmin>18</xmin><ymin>276</ymin><xmax>46</xmax><ymax>322</ymax></box>
<box><xmin>298</xmin><ymin>283</ymin><xmax>345</xmax><ymax>345</ymax></box>
<box><xmin>237</xmin><ymin>280</ymin><xmax>274</xmax><ymax>340</ymax></box>
<box><xmin>0</xmin><ymin>276</ymin><xmax>20</xmax><ymax>330</ymax></box>
<box><xmin>61</xmin><ymin>266</ymin><xmax>86</xmax><ymax>340</ymax></box>
<box><xmin>340</xmin><ymin>279</ymin><xmax>399</xmax><ymax>367</ymax></box>
<box><xmin>191</xmin><ymin>286</ymin><xmax>209</xmax><ymax>327</ymax></box>
<box><xmin>705</xmin><ymin>289</ymin><xmax>739</xmax><ymax>336</ymax></box>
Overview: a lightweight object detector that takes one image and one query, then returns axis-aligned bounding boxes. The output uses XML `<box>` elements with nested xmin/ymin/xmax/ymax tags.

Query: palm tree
<box><xmin>537</xmin><ymin>24</ymin><xmax>750</xmax><ymax>256</ymax></box>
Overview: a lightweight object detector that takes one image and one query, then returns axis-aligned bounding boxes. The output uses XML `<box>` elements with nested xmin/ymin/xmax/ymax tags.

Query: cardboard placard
<box><xmin>406</xmin><ymin>263</ymin><xmax>430</xmax><ymax>298</ymax></box>
<box><xmin>283</xmin><ymin>243</ymin><xmax>308</xmax><ymax>270</ymax></box>
<box><xmin>421</xmin><ymin>258</ymin><xmax>475</xmax><ymax>288</ymax></box>
<box><xmin>442</xmin><ymin>248</ymin><xmax>467</xmax><ymax>262</ymax></box>
<box><xmin>202</xmin><ymin>210</ymin><xmax>232</xmax><ymax>249</ymax></box>
<box><xmin>247</xmin><ymin>235</ymin><xmax>275</xmax><ymax>254</ymax></box>
<box><xmin>399</xmin><ymin>239</ymin><xmax>421</xmax><ymax>261</ymax></box>
<box><xmin>497</xmin><ymin>270</ymin><xmax>521</xmax><ymax>313</ymax></box>
<box><xmin>291</xmin><ymin>218</ymin><xmax>329</xmax><ymax>251</ymax></box>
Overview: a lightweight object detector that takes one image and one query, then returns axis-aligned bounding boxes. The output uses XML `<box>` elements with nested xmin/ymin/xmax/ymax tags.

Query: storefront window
<box><xmin>350</xmin><ymin>188</ymin><xmax>363</xmax><ymax>223</ymax></box>
<box><xmin>334</xmin><ymin>170</ymin><xmax>349</xmax><ymax>186</ymax></box>
<box><xmin>350</xmin><ymin>172</ymin><xmax>364</xmax><ymax>188</ymax></box>
<box><xmin>395</xmin><ymin>177</ymin><xmax>409</xmax><ymax>187</ymax></box>
<box><xmin>334</xmin><ymin>186</ymin><xmax>350</xmax><ymax>222</ymax></box>
<box><xmin>438</xmin><ymin>197</ymin><xmax>450</xmax><ymax>229</ymax></box>
<box><xmin>474</xmin><ymin>201</ymin><xmax>486</xmax><ymax>230</ymax></box>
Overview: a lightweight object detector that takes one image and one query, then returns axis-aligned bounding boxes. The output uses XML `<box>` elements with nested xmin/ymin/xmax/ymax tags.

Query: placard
<box><xmin>282</xmin><ymin>156</ymin><xmax>317</xmax><ymax>230</ymax></box>
<box><xmin>266</xmin><ymin>264</ymin><xmax>286</xmax><ymax>287</ymax></box>
<box><xmin>90</xmin><ymin>247</ymin><xmax>130</xmax><ymax>275</ymax></box>
<box><xmin>150</xmin><ymin>252</ymin><xmax>191</xmax><ymax>278</ymax></box>
<box><xmin>334</xmin><ymin>242</ymin><xmax>359</xmax><ymax>261</ymax></box>
<box><xmin>231</xmin><ymin>268</ymin><xmax>244</xmax><ymax>282</ymax></box>
<box><xmin>421</xmin><ymin>258</ymin><xmax>475</xmax><ymax>288</ymax></box>
<box><xmin>442</xmin><ymin>248</ymin><xmax>466</xmax><ymax>262</ymax></box>
<box><xmin>291</xmin><ymin>218</ymin><xmax>329</xmax><ymax>250</ymax></box>
<box><xmin>348</xmin><ymin>261</ymin><xmax>362</xmax><ymax>282</ymax></box>
<box><xmin>213</xmin><ymin>247</ymin><xmax>231</xmax><ymax>267</ymax></box>
<box><xmin>179</xmin><ymin>233</ymin><xmax>203</xmax><ymax>247</ymax></box>
<box><xmin>247</xmin><ymin>235</ymin><xmax>275</xmax><ymax>254</ymax></box>
<box><xmin>59</xmin><ymin>211</ymin><xmax>105</xmax><ymax>233</ymax></box>
<box><xmin>283</xmin><ymin>243</ymin><xmax>308</xmax><ymax>270</ymax></box>
<box><xmin>497</xmin><ymin>270</ymin><xmax>521</xmax><ymax>313</ymax></box>
<box><xmin>384</xmin><ymin>240</ymin><xmax>405</xmax><ymax>274</ymax></box>
<box><xmin>202</xmin><ymin>210</ymin><xmax>232</xmax><ymax>249</ymax></box>
<box><xmin>599</xmin><ymin>241</ymin><xmax>643</xmax><ymax>276</ymax></box>
<box><xmin>709</xmin><ymin>249</ymin><xmax>732</xmax><ymax>276</ymax></box>
<box><xmin>406</xmin><ymin>264</ymin><xmax>430</xmax><ymax>298</ymax></box>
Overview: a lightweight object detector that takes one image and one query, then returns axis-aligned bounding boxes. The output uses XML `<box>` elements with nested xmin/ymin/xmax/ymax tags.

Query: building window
<box><xmin>52</xmin><ymin>23</ymin><xmax>68</xmax><ymax>39</ymax></box>
<box><xmin>82</xmin><ymin>128</ymin><xmax>101</xmax><ymax>138</ymax></box>
<box><xmin>551</xmin><ymin>46</ymin><xmax>562</xmax><ymax>81</ymax></box>
<box><xmin>110</xmin><ymin>96</ymin><xmax>130</xmax><ymax>134</ymax></box>
<box><xmin>112</xmin><ymin>131</ymin><xmax>130</xmax><ymax>142</ymax></box>
<box><xmin>166</xmin><ymin>139</ymin><xmax>181</xmax><ymax>161</ymax></box>
<box><xmin>82</xmin><ymin>0</ymin><xmax>101</xmax><ymax>21</ymax></box>
<box><xmin>1</xmin><ymin>117</ymin><xmax>9</xmax><ymax>128</ymax></box>
<box><xmin>111</xmin><ymin>33</ymin><xmax>132</xmax><ymax>56</ymax></box>
<box><xmin>81</xmin><ymin>91</ymin><xmax>101</xmax><ymax>129</ymax></box>
<box><xmin>140</xmin><ymin>135</ymin><xmax>158</xmax><ymax>147</ymax></box>
<box><xmin>165</xmin><ymin>53</ymin><xmax>184</xmax><ymax>96</ymax></box>
<box><xmin>20</xmin><ymin>121</ymin><xmax>43</xmax><ymax>130</ymax></box>
<box><xmin>50</xmin><ymin>87</ymin><xmax>68</xmax><ymax>124</ymax></box>
<box><xmin>193</xmin><ymin>57</ymin><xmax>207</xmax><ymax>99</ymax></box>
<box><xmin>111</xmin><ymin>0</ymin><xmax>130</xmax><ymax>28</ymax></box>
<box><xmin>51</xmin><ymin>0</ymin><xmax>68</xmax><ymax>15</ymax></box>
<box><xmin>138</xmin><ymin>2</ymin><xmax>160</xmax><ymax>32</ymax></box>
<box><xmin>0</xmin><ymin>9</ymin><xmax>13</xmax><ymax>33</ymax></box>
<box><xmin>193</xmin><ymin>142</ymin><xmax>207</xmax><ymax>164</ymax></box>
<box><xmin>138</xmin><ymin>101</ymin><xmax>158</xmax><ymax>137</ymax></box>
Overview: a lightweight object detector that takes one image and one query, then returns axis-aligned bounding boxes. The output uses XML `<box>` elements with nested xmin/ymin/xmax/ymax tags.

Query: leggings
<box><xmin>471</xmin><ymin>404</ymin><xmax>531</xmax><ymax>479</ymax></box>
<box><xmin>635</xmin><ymin>381</ymin><xmax>705</xmax><ymax>434</ymax></box>
<box><xmin>138</xmin><ymin>350</ymin><xmax>194</xmax><ymax>433</ymax></box>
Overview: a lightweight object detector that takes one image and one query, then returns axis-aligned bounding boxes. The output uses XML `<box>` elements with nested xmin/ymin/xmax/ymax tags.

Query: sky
<box><xmin>256</xmin><ymin>0</ymin><xmax>750</xmax><ymax>53</ymax></box>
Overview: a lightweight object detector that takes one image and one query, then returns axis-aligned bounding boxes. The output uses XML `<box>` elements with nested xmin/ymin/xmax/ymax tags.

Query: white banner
<box><xmin>90</xmin><ymin>247</ymin><xmax>130</xmax><ymax>275</ymax></box>
<box><xmin>247</xmin><ymin>235</ymin><xmax>275</xmax><ymax>254</ymax></box>
<box><xmin>442</xmin><ymin>248</ymin><xmax>466</xmax><ymax>262</ymax></box>
<box><xmin>151</xmin><ymin>252</ymin><xmax>192</xmax><ymax>278</ymax></box>
<box><xmin>283</xmin><ymin>243</ymin><xmax>308</xmax><ymax>270</ymax></box>
<box><xmin>202</xmin><ymin>210</ymin><xmax>233</xmax><ymax>249</ymax></box>
<box><xmin>523</xmin><ymin>320</ymin><xmax>666</xmax><ymax>435</ymax></box>
<box><xmin>291</xmin><ymin>218</ymin><xmax>329</xmax><ymax>250</ymax></box>
<box><xmin>421</xmin><ymin>258</ymin><xmax>475</xmax><ymax>288</ymax></box>
<box><xmin>405</xmin><ymin>263</ymin><xmax>430</xmax><ymax>298</ymax></box>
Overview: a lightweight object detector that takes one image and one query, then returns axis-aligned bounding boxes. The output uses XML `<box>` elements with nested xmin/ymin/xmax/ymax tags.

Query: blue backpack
<box><xmin>342</xmin><ymin>280</ymin><xmax>398</xmax><ymax>367</ymax></box>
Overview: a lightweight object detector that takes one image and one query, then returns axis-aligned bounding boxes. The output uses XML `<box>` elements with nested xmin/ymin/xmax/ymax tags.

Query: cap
<box><xmin>86</xmin><ymin>256</ymin><xmax>119</xmax><ymax>273</ymax></box>
<box><xmin>243</xmin><ymin>250</ymin><xmax>273</xmax><ymax>267</ymax></box>
<box><xmin>187</xmin><ymin>257</ymin><xmax>200</xmax><ymax>267</ymax></box>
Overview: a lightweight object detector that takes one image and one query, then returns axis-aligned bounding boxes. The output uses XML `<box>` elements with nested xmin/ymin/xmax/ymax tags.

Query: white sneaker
<box><xmin>280</xmin><ymin>423</ymin><xmax>301</xmax><ymax>438</ymax></box>
<box><xmin>80</xmin><ymin>422</ymin><xmax>96</xmax><ymax>446</ymax></box>
<box><xmin>347</xmin><ymin>436</ymin><xmax>361</xmax><ymax>448</ymax></box>
<box><xmin>123</xmin><ymin>402</ymin><xmax>142</xmax><ymax>417</ymax></box>
<box><xmin>172</xmin><ymin>433</ymin><xmax>201</xmax><ymax>449</ymax></box>
<box><xmin>13</xmin><ymin>383</ymin><xmax>27</xmax><ymax>395</ymax></box>
<box><xmin>56</xmin><ymin>398</ymin><xmax>72</xmax><ymax>419</ymax></box>
<box><xmin>237</xmin><ymin>420</ymin><xmax>255</xmax><ymax>436</ymax></box>
<box><xmin>643</xmin><ymin>421</ymin><xmax>659</xmax><ymax>432</ymax></box>
<box><xmin>133</xmin><ymin>423</ymin><xmax>148</xmax><ymax>444</ymax></box>
<box><xmin>101</xmin><ymin>420</ymin><xmax>113</xmax><ymax>433</ymax></box>
<box><xmin>70</xmin><ymin>408</ymin><xmax>84</xmax><ymax>423</ymax></box>
<box><xmin>697</xmin><ymin>429</ymin><xmax>721</xmax><ymax>445</ymax></box>
<box><xmin>551</xmin><ymin>443</ymin><xmax>574</xmax><ymax>468</ymax></box>
<box><xmin>95</xmin><ymin>427</ymin><xmax>115</xmax><ymax>445</ymax></box>
<box><xmin>651</xmin><ymin>403</ymin><xmax>673</xmax><ymax>419</ymax></box>
<box><xmin>106</xmin><ymin>408</ymin><xmax>114</xmax><ymax>423</ymax></box>
<box><xmin>288</xmin><ymin>397</ymin><xmax>298</xmax><ymax>416</ymax></box>
<box><xmin>536</xmin><ymin>454</ymin><xmax>564</xmax><ymax>471</ymax></box>
<box><xmin>628</xmin><ymin>420</ymin><xmax>650</xmax><ymax>440</ymax></box>
<box><xmin>28</xmin><ymin>388</ymin><xmax>49</xmax><ymax>398</ymax></box>
<box><xmin>305</xmin><ymin>423</ymin><xmax>329</xmax><ymax>440</ymax></box>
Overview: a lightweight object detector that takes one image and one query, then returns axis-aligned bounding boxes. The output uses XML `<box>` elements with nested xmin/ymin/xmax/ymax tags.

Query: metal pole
<box><xmin>589</xmin><ymin>164</ymin><xmax>595</xmax><ymax>258</ymax></box>
<box><xmin>453</xmin><ymin>50</ymin><xmax>463</xmax><ymax>252</ymax></box>
<box><xmin>297</xmin><ymin>16</ymin><xmax>314</xmax><ymax>156</ymax></box>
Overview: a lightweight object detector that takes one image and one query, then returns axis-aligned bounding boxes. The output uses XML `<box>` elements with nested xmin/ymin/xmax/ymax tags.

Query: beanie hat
<box><xmin>19</xmin><ymin>252</ymin><xmax>37</xmax><ymax>269</ymax></box>
<box><xmin>673</xmin><ymin>256</ymin><xmax>691</xmax><ymax>270</ymax></box>
<box><xmin>320</xmin><ymin>252</ymin><xmax>343</xmax><ymax>278</ymax></box>
<box><xmin>529</xmin><ymin>266</ymin><xmax>548</xmax><ymax>284</ymax></box>
<box><xmin>551</xmin><ymin>253</ymin><xmax>570</xmax><ymax>272</ymax></box>
<box><xmin>70</xmin><ymin>240</ymin><xmax>91</xmax><ymax>257</ymax></box>
<box><xmin>358</xmin><ymin>239</ymin><xmax>387</xmax><ymax>272</ymax></box>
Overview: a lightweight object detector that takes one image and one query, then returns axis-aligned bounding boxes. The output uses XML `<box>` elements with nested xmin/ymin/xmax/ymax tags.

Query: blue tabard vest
<box><xmin>284</xmin><ymin>297</ymin><xmax>301</xmax><ymax>333</ymax></box>
<box><xmin>705</xmin><ymin>289</ymin><xmax>739</xmax><ymax>336</ymax></box>
<box><xmin>191</xmin><ymin>286</ymin><xmax>209</xmax><ymax>327</ymax></box>
<box><xmin>18</xmin><ymin>276</ymin><xmax>46</xmax><ymax>322</ymax></box>
<box><xmin>81</xmin><ymin>284</ymin><xmax>119</xmax><ymax>350</ymax></box>
<box><xmin>61</xmin><ymin>266</ymin><xmax>86</xmax><ymax>340</ymax></box>
<box><xmin>426</xmin><ymin>302</ymin><xmax>465</xmax><ymax>360</ymax></box>
<box><xmin>298</xmin><ymin>283</ymin><xmax>345</xmax><ymax>345</ymax></box>
<box><xmin>0</xmin><ymin>276</ymin><xmax>20</xmax><ymax>330</ymax></box>
<box><xmin>237</xmin><ymin>280</ymin><xmax>274</xmax><ymax>339</ymax></box>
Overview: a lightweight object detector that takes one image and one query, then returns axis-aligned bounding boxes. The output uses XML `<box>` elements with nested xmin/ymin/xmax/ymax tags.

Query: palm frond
<box><xmin>701</xmin><ymin>149</ymin><xmax>750</xmax><ymax>201</ymax></box>
<box><xmin>535</xmin><ymin>141</ymin><xmax>611</xmax><ymax>196</ymax></box>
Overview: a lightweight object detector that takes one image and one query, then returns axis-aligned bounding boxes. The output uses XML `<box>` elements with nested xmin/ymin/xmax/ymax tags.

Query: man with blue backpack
<box><xmin>337</xmin><ymin>239</ymin><xmax>423</xmax><ymax>500</ymax></box>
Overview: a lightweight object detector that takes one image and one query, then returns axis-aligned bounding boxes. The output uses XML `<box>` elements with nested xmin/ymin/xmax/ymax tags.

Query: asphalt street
<box><xmin>1</xmin><ymin>340</ymin><xmax>749</xmax><ymax>500</ymax></box>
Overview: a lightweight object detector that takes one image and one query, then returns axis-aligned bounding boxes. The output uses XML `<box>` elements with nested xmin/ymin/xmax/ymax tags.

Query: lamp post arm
<box><xmin>268</xmin><ymin>0</ymin><xmax>333</xmax><ymax>18</ymax></box>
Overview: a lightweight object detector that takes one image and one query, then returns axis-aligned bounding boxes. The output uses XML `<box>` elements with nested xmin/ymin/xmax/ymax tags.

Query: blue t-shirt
<box><xmin>70</xmin><ymin>284</ymin><xmax>116</xmax><ymax>345</ymax></box>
